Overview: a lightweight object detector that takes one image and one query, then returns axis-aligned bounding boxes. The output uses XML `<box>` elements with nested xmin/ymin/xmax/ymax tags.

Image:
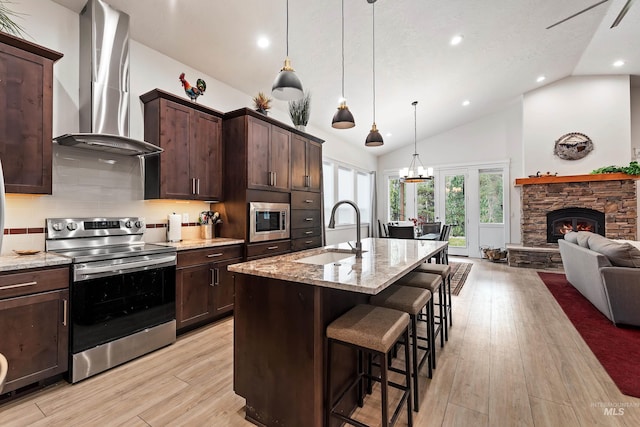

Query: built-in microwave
<box><xmin>249</xmin><ymin>202</ymin><xmax>290</xmax><ymax>242</ymax></box>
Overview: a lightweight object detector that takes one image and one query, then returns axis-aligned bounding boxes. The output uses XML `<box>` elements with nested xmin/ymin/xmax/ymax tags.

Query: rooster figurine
<box><xmin>179</xmin><ymin>72</ymin><xmax>206</xmax><ymax>102</ymax></box>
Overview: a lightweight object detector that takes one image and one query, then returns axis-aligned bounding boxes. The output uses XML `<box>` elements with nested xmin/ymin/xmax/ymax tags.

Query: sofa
<box><xmin>558</xmin><ymin>231</ymin><xmax>640</xmax><ymax>327</ymax></box>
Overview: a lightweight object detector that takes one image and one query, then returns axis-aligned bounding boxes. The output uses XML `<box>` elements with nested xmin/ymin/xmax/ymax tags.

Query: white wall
<box><xmin>2</xmin><ymin>0</ymin><xmax>376</xmax><ymax>254</ymax></box>
<box><xmin>523</xmin><ymin>75</ymin><xmax>632</xmax><ymax>175</ymax></box>
<box><xmin>632</xmin><ymin>85</ymin><xmax>640</xmax><ymax>158</ymax></box>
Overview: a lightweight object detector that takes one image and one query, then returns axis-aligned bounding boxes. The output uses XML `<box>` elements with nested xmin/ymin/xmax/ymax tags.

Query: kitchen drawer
<box><xmin>246</xmin><ymin>240</ymin><xmax>291</xmax><ymax>260</ymax></box>
<box><xmin>292</xmin><ymin>236</ymin><xmax>322</xmax><ymax>252</ymax></box>
<box><xmin>291</xmin><ymin>210</ymin><xmax>322</xmax><ymax>229</ymax></box>
<box><xmin>291</xmin><ymin>227</ymin><xmax>322</xmax><ymax>239</ymax></box>
<box><xmin>177</xmin><ymin>244</ymin><xmax>244</xmax><ymax>268</ymax></box>
<box><xmin>0</xmin><ymin>267</ymin><xmax>69</xmax><ymax>299</ymax></box>
<box><xmin>291</xmin><ymin>191</ymin><xmax>321</xmax><ymax>210</ymax></box>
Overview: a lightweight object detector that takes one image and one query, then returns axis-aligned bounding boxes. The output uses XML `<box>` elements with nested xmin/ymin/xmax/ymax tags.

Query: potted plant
<box><xmin>288</xmin><ymin>91</ymin><xmax>311</xmax><ymax>132</ymax></box>
<box><xmin>252</xmin><ymin>92</ymin><xmax>272</xmax><ymax>115</ymax></box>
<box><xmin>1</xmin><ymin>1</ymin><xmax>26</xmax><ymax>37</ymax></box>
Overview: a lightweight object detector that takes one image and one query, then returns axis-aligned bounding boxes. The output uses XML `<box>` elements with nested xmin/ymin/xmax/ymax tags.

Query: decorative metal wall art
<box><xmin>554</xmin><ymin>132</ymin><xmax>593</xmax><ymax>160</ymax></box>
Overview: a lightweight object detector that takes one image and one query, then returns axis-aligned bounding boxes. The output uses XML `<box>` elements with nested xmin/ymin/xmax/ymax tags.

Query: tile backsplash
<box><xmin>2</xmin><ymin>145</ymin><xmax>217</xmax><ymax>255</ymax></box>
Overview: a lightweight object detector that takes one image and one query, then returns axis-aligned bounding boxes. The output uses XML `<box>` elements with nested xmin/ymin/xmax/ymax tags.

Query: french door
<box><xmin>437</xmin><ymin>169</ymin><xmax>468</xmax><ymax>256</ymax></box>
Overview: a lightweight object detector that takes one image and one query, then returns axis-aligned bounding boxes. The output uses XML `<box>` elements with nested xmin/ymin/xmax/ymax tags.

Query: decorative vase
<box><xmin>295</xmin><ymin>124</ymin><xmax>306</xmax><ymax>132</ymax></box>
<box><xmin>200</xmin><ymin>224</ymin><xmax>214</xmax><ymax>239</ymax></box>
<box><xmin>256</xmin><ymin>108</ymin><xmax>268</xmax><ymax>115</ymax></box>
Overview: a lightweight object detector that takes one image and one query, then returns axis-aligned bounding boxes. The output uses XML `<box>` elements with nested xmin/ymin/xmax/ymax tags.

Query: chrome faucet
<box><xmin>328</xmin><ymin>200</ymin><xmax>362</xmax><ymax>258</ymax></box>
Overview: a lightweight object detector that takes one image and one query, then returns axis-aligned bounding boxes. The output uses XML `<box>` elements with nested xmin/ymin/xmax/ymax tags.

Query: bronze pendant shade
<box><xmin>365</xmin><ymin>0</ymin><xmax>383</xmax><ymax>146</ymax></box>
<box><xmin>331</xmin><ymin>0</ymin><xmax>355</xmax><ymax>129</ymax></box>
<box><xmin>272</xmin><ymin>0</ymin><xmax>304</xmax><ymax>101</ymax></box>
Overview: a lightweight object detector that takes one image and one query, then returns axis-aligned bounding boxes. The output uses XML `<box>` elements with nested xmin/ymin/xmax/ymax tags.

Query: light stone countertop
<box><xmin>0</xmin><ymin>252</ymin><xmax>72</xmax><ymax>272</ymax></box>
<box><xmin>228</xmin><ymin>237</ymin><xmax>448</xmax><ymax>295</ymax></box>
<box><xmin>156</xmin><ymin>237</ymin><xmax>244</xmax><ymax>251</ymax></box>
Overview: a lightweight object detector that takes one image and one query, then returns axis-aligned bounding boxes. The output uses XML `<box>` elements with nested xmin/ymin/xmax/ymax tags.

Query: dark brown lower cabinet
<box><xmin>0</xmin><ymin>267</ymin><xmax>69</xmax><ymax>394</ymax></box>
<box><xmin>175</xmin><ymin>245</ymin><xmax>243</xmax><ymax>332</ymax></box>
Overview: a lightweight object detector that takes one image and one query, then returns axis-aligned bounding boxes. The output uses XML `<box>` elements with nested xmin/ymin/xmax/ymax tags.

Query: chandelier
<box><xmin>399</xmin><ymin>101</ymin><xmax>433</xmax><ymax>183</ymax></box>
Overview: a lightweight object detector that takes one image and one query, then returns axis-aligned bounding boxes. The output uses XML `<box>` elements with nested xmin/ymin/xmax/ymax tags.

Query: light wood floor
<box><xmin>1</xmin><ymin>258</ymin><xmax>639</xmax><ymax>426</ymax></box>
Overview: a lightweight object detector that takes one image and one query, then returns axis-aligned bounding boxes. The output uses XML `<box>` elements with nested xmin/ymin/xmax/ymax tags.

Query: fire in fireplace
<box><xmin>546</xmin><ymin>207</ymin><xmax>605</xmax><ymax>243</ymax></box>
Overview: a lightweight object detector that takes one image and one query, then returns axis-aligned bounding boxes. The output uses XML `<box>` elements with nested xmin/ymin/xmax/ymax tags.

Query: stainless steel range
<box><xmin>45</xmin><ymin>217</ymin><xmax>177</xmax><ymax>383</ymax></box>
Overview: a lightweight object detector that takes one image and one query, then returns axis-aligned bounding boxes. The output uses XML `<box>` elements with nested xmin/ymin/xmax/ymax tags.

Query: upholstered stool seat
<box><xmin>326</xmin><ymin>304</ymin><xmax>413</xmax><ymax>427</ymax></box>
<box><xmin>396</xmin><ymin>272</ymin><xmax>445</xmax><ymax>369</ymax></box>
<box><xmin>370</xmin><ymin>285</ymin><xmax>433</xmax><ymax>412</ymax></box>
<box><xmin>414</xmin><ymin>263</ymin><xmax>453</xmax><ymax>337</ymax></box>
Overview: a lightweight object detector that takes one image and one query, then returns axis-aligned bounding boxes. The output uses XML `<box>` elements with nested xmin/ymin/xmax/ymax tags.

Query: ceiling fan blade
<box><xmin>611</xmin><ymin>0</ymin><xmax>635</xmax><ymax>27</ymax></box>
<box><xmin>546</xmin><ymin>0</ymin><xmax>610</xmax><ymax>29</ymax></box>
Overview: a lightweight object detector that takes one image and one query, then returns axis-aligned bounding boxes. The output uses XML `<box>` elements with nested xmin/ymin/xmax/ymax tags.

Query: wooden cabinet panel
<box><xmin>0</xmin><ymin>267</ymin><xmax>69</xmax><ymax>299</ymax></box>
<box><xmin>270</xmin><ymin>127</ymin><xmax>291</xmax><ymax>191</ymax></box>
<box><xmin>291</xmin><ymin>210</ymin><xmax>322</xmax><ymax>229</ymax></box>
<box><xmin>291</xmin><ymin>135</ymin><xmax>322</xmax><ymax>193</ymax></box>
<box><xmin>212</xmin><ymin>258</ymin><xmax>242</xmax><ymax>316</ymax></box>
<box><xmin>246</xmin><ymin>240</ymin><xmax>292</xmax><ymax>260</ymax></box>
<box><xmin>0</xmin><ymin>33</ymin><xmax>62</xmax><ymax>194</ymax></box>
<box><xmin>141</xmin><ymin>89</ymin><xmax>224</xmax><ymax>201</ymax></box>
<box><xmin>247</xmin><ymin>116</ymin><xmax>290</xmax><ymax>192</ymax></box>
<box><xmin>177</xmin><ymin>245</ymin><xmax>243</xmax><ymax>268</ymax></box>
<box><xmin>292</xmin><ymin>236</ymin><xmax>322</xmax><ymax>251</ymax></box>
<box><xmin>291</xmin><ymin>227</ymin><xmax>322</xmax><ymax>239</ymax></box>
<box><xmin>0</xmin><ymin>287</ymin><xmax>69</xmax><ymax>393</ymax></box>
<box><xmin>291</xmin><ymin>191</ymin><xmax>321</xmax><ymax>209</ymax></box>
<box><xmin>176</xmin><ymin>263</ymin><xmax>213</xmax><ymax>329</ymax></box>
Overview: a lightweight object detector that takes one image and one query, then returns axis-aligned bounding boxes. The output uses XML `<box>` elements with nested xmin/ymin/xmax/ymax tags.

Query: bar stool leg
<box><xmin>381</xmin><ymin>352</ymin><xmax>389</xmax><ymax>427</ymax></box>
<box><xmin>357</xmin><ymin>349</ymin><xmax>364</xmax><ymax>407</ymax></box>
<box><xmin>325</xmin><ymin>339</ymin><xmax>333</xmax><ymax>425</ymax></box>
<box><xmin>448</xmin><ymin>275</ymin><xmax>453</xmax><ymax>327</ymax></box>
<box><xmin>438</xmin><ymin>287</ymin><xmax>445</xmax><ymax>348</ymax></box>
<box><xmin>403</xmin><ymin>327</ymin><xmax>413</xmax><ymax>427</ymax></box>
<box><xmin>442</xmin><ymin>284</ymin><xmax>449</xmax><ymax>342</ymax></box>
<box><xmin>429</xmin><ymin>299</ymin><xmax>437</xmax><ymax>370</ymax></box>
<box><xmin>411</xmin><ymin>315</ymin><xmax>419</xmax><ymax>412</ymax></box>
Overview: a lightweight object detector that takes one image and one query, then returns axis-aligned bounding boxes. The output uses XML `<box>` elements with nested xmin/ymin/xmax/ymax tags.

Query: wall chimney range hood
<box><xmin>53</xmin><ymin>0</ymin><xmax>162</xmax><ymax>157</ymax></box>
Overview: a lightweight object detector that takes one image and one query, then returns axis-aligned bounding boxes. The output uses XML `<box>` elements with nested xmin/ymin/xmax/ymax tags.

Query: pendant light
<box><xmin>272</xmin><ymin>0</ymin><xmax>304</xmax><ymax>101</ymax></box>
<box><xmin>365</xmin><ymin>0</ymin><xmax>383</xmax><ymax>146</ymax></box>
<box><xmin>400</xmin><ymin>101</ymin><xmax>433</xmax><ymax>182</ymax></box>
<box><xmin>331</xmin><ymin>0</ymin><xmax>355</xmax><ymax>129</ymax></box>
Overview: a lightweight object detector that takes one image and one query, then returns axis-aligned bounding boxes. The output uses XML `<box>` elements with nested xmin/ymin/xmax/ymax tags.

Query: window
<box><xmin>416</xmin><ymin>180</ymin><xmax>435</xmax><ymax>222</ymax></box>
<box><xmin>479</xmin><ymin>170</ymin><xmax>504</xmax><ymax>224</ymax></box>
<box><xmin>388</xmin><ymin>177</ymin><xmax>405</xmax><ymax>221</ymax></box>
<box><xmin>323</xmin><ymin>159</ymin><xmax>372</xmax><ymax>226</ymax></box>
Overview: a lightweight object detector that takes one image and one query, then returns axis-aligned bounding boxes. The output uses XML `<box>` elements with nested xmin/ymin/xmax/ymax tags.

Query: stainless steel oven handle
<box><xmin>75</xmin><ymin>254</ymin><xmax>177</xmax><ymax>276</ymax></box>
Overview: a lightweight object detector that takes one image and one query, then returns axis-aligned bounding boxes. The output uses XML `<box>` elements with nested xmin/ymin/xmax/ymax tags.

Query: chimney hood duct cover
<box><xmin>53</xmin><ymin>0</ymin><xmax>162</xmax><ymax>157</ymax></box>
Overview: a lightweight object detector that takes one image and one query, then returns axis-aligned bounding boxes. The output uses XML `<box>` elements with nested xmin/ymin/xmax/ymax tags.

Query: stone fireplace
<box><xmin>508</xmin><ymin>173</ymin><xmax>638</xmax><ymax>268</ymax></box>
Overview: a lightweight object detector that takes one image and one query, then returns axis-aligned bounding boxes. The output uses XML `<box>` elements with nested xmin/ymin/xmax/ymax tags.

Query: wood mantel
<box><xmin>515</xmin><ymin>172</ymin><xmax>638</xmax><ymax>186</ymax></box>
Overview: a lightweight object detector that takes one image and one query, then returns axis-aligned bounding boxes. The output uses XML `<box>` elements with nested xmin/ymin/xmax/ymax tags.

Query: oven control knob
<box><xmin>67</xmin><ymin>222</ymin><xmax>78</xmax><ymax>231</ymax></box>
<box><xmin>52</xmin><ymin>222</ymin><xmax>63</xmax><ymax>231</ymax></box>
<box><xmin>135</xmin><ymin>220</ymin><xmax>143</xmax><ymax>228</ymax></box>
<box><xmin>125</xmin><ymin>220</ymin><xmax>133</xmax><ymax>228</ymax></box>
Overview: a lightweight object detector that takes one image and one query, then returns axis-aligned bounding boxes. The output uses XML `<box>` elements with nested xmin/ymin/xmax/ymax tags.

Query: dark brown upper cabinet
<box><xmin>247</xmin><ymin>116</ymin><xmax>291</xmax><ymax>192</ymax></box>
<box><xmin>291</xmin><ymin>134</ymin><xmax>322</xmax><ymax>192</ymax></box>
<box><xmin>0</xmin><ymin>32</ymin><xmax>63</xmax><ymax>194</ymax></box>
<box><xmin>141</xmin><ymin>89</ymin><xmax>224</xmax><ymax>201</ymax></box>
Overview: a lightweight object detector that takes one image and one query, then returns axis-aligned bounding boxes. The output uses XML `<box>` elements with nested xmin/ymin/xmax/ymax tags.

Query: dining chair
<box><xmin>377</xmin><ymin>219</ymin><xmax>389</xmax><ymax>238</ymax></box>
<box><xmin>421</xmin><ymin>222</ymin><xmax>441</xmax><ymax>235</ymax></box>
<box><xmin>388</xmin><ymin>225</ymin><xmax>415</xmax><ymax>239</ymax></box>
<box><xmin>437</xmin><ymin>225</ymin><xmax>452</xmax><ymax>264</ymax></box>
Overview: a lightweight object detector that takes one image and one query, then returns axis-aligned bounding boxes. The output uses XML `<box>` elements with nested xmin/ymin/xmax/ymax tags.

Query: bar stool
<box><xmin>396</xmin><ymin>272</ymin><xmax>444</xmax><ymax>369</ymax></box>
<box><xmin>326</xmin><ymin>304</ymin><xmax>413</xmax><ymax>427</ymax></box>
<box><xmin>369</xmin><ymin>285</ymin><xmax>433</xmax><ymax>412</ymax></box>
<box><xmin>415</xmin><ymin>262</ymin><xmax>452</xmax><ymax>338</ymax></box>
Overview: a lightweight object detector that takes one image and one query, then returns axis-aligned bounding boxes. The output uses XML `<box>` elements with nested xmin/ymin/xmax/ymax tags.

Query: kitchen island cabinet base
<box><xmin>234</xmin><ymin>274</ymin><xmax>369</xmax><ymax>427</ymax></box>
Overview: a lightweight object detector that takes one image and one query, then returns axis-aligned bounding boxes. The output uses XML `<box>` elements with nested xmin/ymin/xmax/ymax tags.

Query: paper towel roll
<box><xmin>167</xmin><ymin>213</ymin><xmax>182</xmax><ymax>242</ymax></box>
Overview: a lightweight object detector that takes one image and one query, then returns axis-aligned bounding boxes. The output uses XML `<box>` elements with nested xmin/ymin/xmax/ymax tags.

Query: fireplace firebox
<box><xmin>546</xmin><ymin>207</ymin><xmax>605</xmax><ymax>243</ymax></box>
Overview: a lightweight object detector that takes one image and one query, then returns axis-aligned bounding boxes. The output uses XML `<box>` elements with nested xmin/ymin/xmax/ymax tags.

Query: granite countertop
<box><xmin>228</xmin><ymin>238</ymin><xmax>448</xmax><ymax>295</ymax></box>
<box><xmin>0</xmin><ymin>252</ymin><xmax>72</xmax><ymax>273</ymax></box>
<box><xmin>156</xmin><ymin>237</ymin><xmax>245</xmax><ymax>251</ymax></box>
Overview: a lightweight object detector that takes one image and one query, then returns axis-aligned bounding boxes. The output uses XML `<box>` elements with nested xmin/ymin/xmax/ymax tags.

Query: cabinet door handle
<box><xmin>273</xmin><ymin>172</ymin><xmax>277</xmax><ymax>187</ymax></box>
<box><xmin>196</xmin><ymin>178</ymin><xmax>200</xmax><ymax>195</ymax></box>
<box><xmin>305</xmin><ymin>231</ymin><xmax>313</xmax><ymax>235</ymax></box>
<box><xmin>305</xmin><ymin>240</ymin><xmax>313</xmax><ymax>244</ymax></box>
<box><xmin>268</xmin><ymin>171</ymin><xmax>272</xmax><ymax>186</ymax></box>
<box><xmin>305</xmin><ymin>217</ymin><xmax>313</xmax><ymax>222</ymax></box>
<box><xmin>0</xmin><ymin>281</ymin><xmax>37</xmax><ymax>291</ymax></box>
<box><xmin>63</xmin><ymin>298</ymin><xmax>68</xmax><ymax>326</ymax></box>
<box><xmin>267</xmin><ymin>245</ymin><xmax>279</xmax><ymax>250</ymax></box>
<box><xmin>304</xmin><ymin>199</ymin><xmax>314</xmax><ymax>204</ymax></box>
<box><xmin>191</xmin><ymin>178</ymin><xmax>196</xmax><ymax>195</ymax></box>
<box><xmin>308</xmin><ymin>175</ymin><xmax>312</xmax><ymax>188</ymax></box>
<box><xmin>207</xmin><ymin>253</ymin><xmax>224</xmax><ymax>258</ymax></box>
<box><xmin>210</xmin><ymin>268</ymin><xmax>215</xmax><ymax>287</ymax></box>
<box><xmin>214</xmin><ymin>268</ymin><xmax>220</xmax><ymax>286</ymax></box>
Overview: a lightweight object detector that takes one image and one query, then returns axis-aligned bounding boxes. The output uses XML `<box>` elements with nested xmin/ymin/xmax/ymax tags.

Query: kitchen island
<box><xmin>229</xmin><ymin>237</ymin><xmax>448</xmax><ymax>427</ymax></box>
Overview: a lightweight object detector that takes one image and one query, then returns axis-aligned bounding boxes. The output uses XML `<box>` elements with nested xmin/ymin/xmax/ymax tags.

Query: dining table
<box><xmin>417</xmin><ymin>232</ymin><xmax>440</xmax><ymax>240</ymax></box>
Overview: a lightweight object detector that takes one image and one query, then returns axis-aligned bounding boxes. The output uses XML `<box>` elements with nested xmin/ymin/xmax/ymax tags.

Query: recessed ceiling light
<box><xmin>536</xmin><ymin>75</ymin><xmax>546</xmax><ymax>83</ymax></box>
<box><xmin>613</xmin><ymin>60</ymin><xmax>625</xmax><ymax>67</ymax></box>
<box><xmin>257</xmin><ymin>37</ymin><xmax>270</xmax><ymax>49</ymax></box>
<box><xmin>450</xmin><ymin>34</ymin><xmax>464</xmax><ymax>46</ymax></box>
<box><xmin>386</xmin><ymin>132</ymin><xmax>392</xmax><ymax>137</ymax></box>
<box><xmin>462</xmin><ymin>100</ymin><xmax>470</xmax><ymax>106</ymax></box>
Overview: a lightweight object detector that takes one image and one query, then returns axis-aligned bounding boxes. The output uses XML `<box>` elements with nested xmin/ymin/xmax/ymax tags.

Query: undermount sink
<box><xmin>295</xmin><ymin>249</ymin><xmax>365</xmax><ymax>266</ymax></box>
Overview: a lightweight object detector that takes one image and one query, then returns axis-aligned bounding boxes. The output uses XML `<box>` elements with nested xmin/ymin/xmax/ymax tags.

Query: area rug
<box><xmin>450</xmin><ymin>262</ymin><xmax>472</xmax><ymax>296</ymax></box>
<box><xmin>538</xmin><ymin>272</ymin><xmax>640</xmax><ymax>398</ymax></box>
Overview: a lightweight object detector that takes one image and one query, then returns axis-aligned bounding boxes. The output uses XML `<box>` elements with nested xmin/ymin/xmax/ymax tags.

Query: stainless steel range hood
<box><xmin>53</xmin><ymin>0</ymin><xmax>162</xmax><ymax>157</ymax></box>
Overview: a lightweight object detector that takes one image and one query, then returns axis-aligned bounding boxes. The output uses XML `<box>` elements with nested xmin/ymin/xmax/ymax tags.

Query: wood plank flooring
<box><xmin>1</xmin><ymin>258</ymin><xmax>639</xmax><ymax>426</ymax></box>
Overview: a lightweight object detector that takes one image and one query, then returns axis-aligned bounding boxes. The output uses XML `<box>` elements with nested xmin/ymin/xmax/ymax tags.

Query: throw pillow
<box><xmin>588</xmin><ymin>235</ymin><xmax>640</xmax><ymax>268</ymax></box>
<box><xmin>563</xmin><ymin>231</ymin><xmax>579</xmax><ymax>244</ymax></box>
<box><xmin>576</xmin><ymin>231</ymin><xmax>592</xmax><ymax>248</ymax></box>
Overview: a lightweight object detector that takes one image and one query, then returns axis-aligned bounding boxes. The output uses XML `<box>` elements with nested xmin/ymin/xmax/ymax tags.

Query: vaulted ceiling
<box><xmin>52</xmin><ymin>0</ymin><xmax>640</xmax><ymax>155</ymax></box>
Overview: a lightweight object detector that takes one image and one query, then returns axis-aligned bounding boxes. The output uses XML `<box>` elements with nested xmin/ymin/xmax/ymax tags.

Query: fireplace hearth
<box><xmin>546</xmin><ymin>207</ymin><xmax>605</xmax><ymax>243</ymax></box>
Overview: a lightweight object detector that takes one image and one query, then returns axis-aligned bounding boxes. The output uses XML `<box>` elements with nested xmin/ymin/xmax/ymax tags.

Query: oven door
<box><xmin>249</xmin><ymin>202</ymin><xmax>290</xmax><ymax>242</ymax></box>
<box><xmin>70</xmin><ymin>253</ymin><xmax>176</xmax><ymax>354</ymax></box>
